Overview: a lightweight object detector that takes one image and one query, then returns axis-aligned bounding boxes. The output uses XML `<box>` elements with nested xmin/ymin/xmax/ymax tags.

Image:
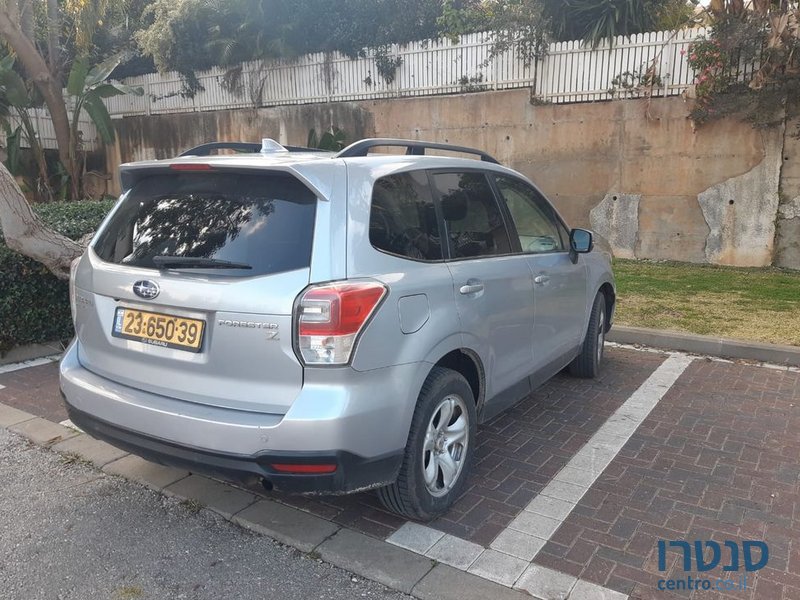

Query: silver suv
<box><xmin>61</xmin><ymin>138</ymin><xmax>615</xmax><ymax>520</ymax></box>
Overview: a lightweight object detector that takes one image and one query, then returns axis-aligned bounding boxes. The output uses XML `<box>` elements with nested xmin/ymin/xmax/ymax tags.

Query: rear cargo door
<box><xmin>76</xmin><ymin>170</ymin><xmax>318</xmax><ymax>414</ymax></box>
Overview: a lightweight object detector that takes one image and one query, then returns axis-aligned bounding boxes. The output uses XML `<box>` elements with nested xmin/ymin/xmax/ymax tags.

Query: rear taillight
<box><xmin>69</xmin><ymin>257</ymin><xmax>80</xmax><ymax>326</ymax></box>
<box><xmin>296</xmin><ymin>281</ymin><xmax>387</xmax><ymax>365</ymax></box>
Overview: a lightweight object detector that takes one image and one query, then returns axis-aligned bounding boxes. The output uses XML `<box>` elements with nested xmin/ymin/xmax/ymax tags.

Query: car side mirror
<box><xmin>569</xmin><ymin>228</ymin><xmax>593</xmax><ymax>263</ymax></box>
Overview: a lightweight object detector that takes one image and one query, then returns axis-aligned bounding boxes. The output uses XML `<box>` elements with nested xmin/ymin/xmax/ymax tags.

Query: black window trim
<box><xmin>426</xmin><ymin>167</ymin><xmax>522</xmax><ymax>263</ymax></box>
<box><xmin>489</xmin><ymin>173</ymin><xmax>572</xmax><ymax>257</ymax></box>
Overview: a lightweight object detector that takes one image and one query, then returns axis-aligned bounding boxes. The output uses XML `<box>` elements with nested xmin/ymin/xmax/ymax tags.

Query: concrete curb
<box><xmin>0</xmin><ymin>402</ymin><xmax>525</xmax><ymax>600</ymax></box>
<box><xmin>607</xmin><ymin>325</ymin><xmax>800</xmax><ymax>367</ymax></box>
<box><xmin>0</xmin><ymin>341</ymin><xmax>63</xmax><ymax>366</ymax></box>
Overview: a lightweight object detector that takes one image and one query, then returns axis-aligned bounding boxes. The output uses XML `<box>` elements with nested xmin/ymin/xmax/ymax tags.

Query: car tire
<box><xmin>569</xmin><ymin>292</ymin><xmax>606</xmax><ymax>379</ymax></box>
<box><xmin>377</xmin><ymin>366</ymin><xmax>476</xmax><ymax>521</ymax></box>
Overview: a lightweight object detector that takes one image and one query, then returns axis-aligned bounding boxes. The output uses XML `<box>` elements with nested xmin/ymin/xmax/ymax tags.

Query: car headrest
<box><xmin>441</xmin><ymin>190</ymin><xmax>468</xmax><ymax>221</ymax></box>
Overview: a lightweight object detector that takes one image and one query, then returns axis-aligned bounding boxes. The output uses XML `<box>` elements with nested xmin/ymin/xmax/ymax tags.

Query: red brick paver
<box><xmin>0</xmin><ymin>362</ymin><xmax>66</xmax><ymax>423</ymax></box>
<box><xmin>274</xmin><ymin>347</ymin><xmax>667</xmax><ymax>544</ymax></box>
<box><xmin>534</xmin><ymin>359</ymin><xmax>800</xmax><ymax>600</ymax></box>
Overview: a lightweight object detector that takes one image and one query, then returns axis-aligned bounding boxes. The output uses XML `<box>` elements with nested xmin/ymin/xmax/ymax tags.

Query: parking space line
<box><xmin>500</xmin><ymin>355</ymin><xmax>694</xmax><ymax>567</ymax></box>
<box><xmin>388</xmin><ymin>353</ymin><xmax>695</xmax><ymax>598</ymax></box>
<box><xmin>0</xmin><ymin>355</ymin><xmax>61</xmax><ymax>375</ymax></box>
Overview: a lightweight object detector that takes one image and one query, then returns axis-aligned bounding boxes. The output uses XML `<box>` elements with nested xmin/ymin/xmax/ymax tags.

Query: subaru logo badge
<box><xmin>133</xmin><ymin>280</ymin><xmax>160</xmax><ymax>300</ymax></box>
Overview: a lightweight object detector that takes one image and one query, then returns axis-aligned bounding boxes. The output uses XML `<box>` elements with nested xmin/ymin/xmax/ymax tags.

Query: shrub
<box><xmin>0</xmin><ymin>199</ymin><xmax>116</xmax><ymax>355</ymax></box>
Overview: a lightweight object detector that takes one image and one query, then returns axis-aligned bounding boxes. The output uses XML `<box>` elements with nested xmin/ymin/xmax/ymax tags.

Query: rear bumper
<box><xmin>65</xmin><ymin>402</ymin><xmax>401</xmax><ymax>493</ymax></box>
<box><xmin>60</xmin><ymin>340</ymin><xmax>425</xmax><ymax>494</ymax></box>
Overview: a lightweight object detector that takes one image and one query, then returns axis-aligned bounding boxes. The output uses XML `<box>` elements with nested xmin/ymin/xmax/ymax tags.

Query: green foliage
<box><xmin>0</xmin><ymin>199</ymin><xmax>115</xmax><ymax>354</ymax></box>
<box><xmin>0</xmin><ymin>56</ymin><xmax>35</xmax><ymax>109</ymax></box>
<box><xmin>610</xmin><ymin>67</ymin><xmax>663</xmax><ymax>96</ymax></box>
<box><xmin>686</xmin><ymin>39</ymin><xmax>730</xmax><ymax>100</ymax></box>
<box><xmin>373</xmin><ymin>47</ymin><xmax>403</xmax><ymax>84</ymax></box>
<box><xmin>0</xmin><ymin>53</ymin><xmax>141</xmax><ymax>199</ymax></box>
<box><xmin>0</xmin><ymin>55</ymin><xmax>53</xmax><ymax>201</ymax></box>
<box><xmin>487</xmin><ymin>0</ymin><xmax>551</xmax><ymax>63</ymax></box>
<box><xmin>458</xmin><ymin>73</ymin><xmax>488</xmax><ymax>92</ymax></box>
<box><xmin>129</xmin><ymin>0</ymin><xmax>691</xmax><ymax>85</ymax></box>
<box><xmin>68</xmin><ymin>55</ymin><xmax>144</xmax><ymax>146</ymax></box>
<box><xmin>439</xmin><ymin>0</ymin><xmax>693</xmax><ymax>54</ymax></box>
<box><xmin>654</xmin><ymin>0</ymin><xmax>698</xmax><ymax>31</ymax></box>
<box><xmin>439</xmin><ymin>0</ymin><xmax>549</xmax><ymax>64</ymax></box>
<box><xmin>686</xmin><ymin>5</ymin><xmax>800</xmax><ymax>127</ymax></box>
<box><xmin>34</xmin><ymin>199</ymin><xmax>116</xmax><ymax>239</ymax></box>
<box><xmin>135</xmin><ymin>0</ymin><xmax>445</xmax><ymax>87</ymax></box>
<box><xmin>135</xmin><ymin>0</ymin><xmax>226</xmax><ymax>92</ymax></box>
<box><xmin>545</xmin><ymin>0</ymin><xmax>677</xmax><ymax>47</ymax></box>
<box><xmin>62</xmin><ymin>0</ymin><xmax>156</xmax><ymax>78</ymax></box>
<box><xmin>438</xmin><ymin>0</ymin><xmax>490</xmax><ymax>43</ymax></box>
<box><xmin>307</xmin><ymin>127</ymin><xmax>347</xmax><ymax>151</ymax></box>
<box><xmin>3</xmin><ymin>125</ymin><xmax>23</xmax><ymax>176</ymax></box>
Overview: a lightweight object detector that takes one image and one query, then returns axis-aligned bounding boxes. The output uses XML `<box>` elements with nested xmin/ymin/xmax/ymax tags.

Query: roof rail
<box><xmin>179</xmin><ymin>141</ymin><xmax>320</xmax><ymax>157</ymax></box>
<box><xmin>335</xmin><ymin>138</ymin><xmax>499</xmax><ymax>164</ymax></box>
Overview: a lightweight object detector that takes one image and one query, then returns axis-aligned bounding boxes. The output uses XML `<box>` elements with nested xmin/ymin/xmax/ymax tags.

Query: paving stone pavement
<box><xmin>0</xmin><ymin>360</ymin><xmax>65</xmax><ymax>422</ymax></box>
<box><xmin>531</xmin><ymin>358</ymin><xmax>800</xmax><ymax>600</ymax></box>
<box><xmin>270</xmin><ymin>348</ymin><xmax>668</xmax><ymax>545</ymax></box>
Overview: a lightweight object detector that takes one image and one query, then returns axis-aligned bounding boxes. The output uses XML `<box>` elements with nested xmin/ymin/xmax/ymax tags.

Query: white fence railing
<box><xmin>7</xmin><ymin>107</ymin><xmax>98</xmax><ymax>152</ymax></box>
<box><xmin>104</xmin><ymin>28</ymin><xmax>707</xmax><ymax>118</ymax></box>
<box><xmin>4</xmin><ymin>28</ymin><xmax>710</xmax><ymax>150</ymax></box>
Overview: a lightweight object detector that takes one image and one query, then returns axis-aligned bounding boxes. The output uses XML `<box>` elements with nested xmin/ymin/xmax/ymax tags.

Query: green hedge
<box><xmin>0</xmin><ymin>199</ymin><xmax>115</xmax><ymax>355</ymax></box>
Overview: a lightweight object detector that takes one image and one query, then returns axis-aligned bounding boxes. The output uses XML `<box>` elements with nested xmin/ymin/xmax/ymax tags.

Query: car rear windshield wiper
<box><xmin>152</xmin><ymin>256</ymin><xmax>253</xmax><ymax>270</ymax></box>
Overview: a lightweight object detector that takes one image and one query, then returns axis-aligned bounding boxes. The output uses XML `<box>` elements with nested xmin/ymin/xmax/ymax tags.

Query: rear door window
<box><xmin>94</xmin><ymin>172</ymin><xmax>317</xmax><ymax>276</ymax></box>
<box><xmin>430</xmin><ymin>171</ymin><xmax>514</xmax><ymax>259</ymax></box>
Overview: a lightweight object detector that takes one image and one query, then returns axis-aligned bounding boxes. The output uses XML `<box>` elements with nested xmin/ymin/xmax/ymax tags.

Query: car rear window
<box><xmin>93</xmin><ymin>172</ymin><xmax>317</xmax><ymax>276</ymax></box>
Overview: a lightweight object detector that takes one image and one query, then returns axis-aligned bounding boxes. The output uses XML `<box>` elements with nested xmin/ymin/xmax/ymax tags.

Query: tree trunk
<box><xmin>18</xmin><ymin>0</ymin><xmax>32</xmax><ymax>42</ymax></box>
<box><xmin>0</xmin><ymin>6</ymin><xmax>77</xmax><ymax>198</ymax></box>
<box><xmin>45</xmin><ymin>0</ymin><xmax>61</xmax><ymax>77</ymax></box>
<box><xmin>0</xmin><ymin>162</ymin><xmax>82</xmax><ymax>280</ymax></box>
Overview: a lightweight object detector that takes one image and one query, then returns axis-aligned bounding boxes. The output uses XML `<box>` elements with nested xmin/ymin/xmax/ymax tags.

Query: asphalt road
<box><xmin>0</xmin><ymin>428</ymin><xmax>410</xmax><ymax>600</ymax></box>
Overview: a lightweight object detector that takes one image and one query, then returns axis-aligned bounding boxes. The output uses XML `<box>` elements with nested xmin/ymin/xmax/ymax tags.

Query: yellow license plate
<box><xmin>112</xmin><ymin>308</ymin><xmax>205</xmax><ymax>352</ymax></box>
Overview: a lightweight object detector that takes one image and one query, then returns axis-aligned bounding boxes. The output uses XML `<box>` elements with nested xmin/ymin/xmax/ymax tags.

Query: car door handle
<box><xmin>459</xmin><ymin>280</ymin><xmax>484</xmax><ymax>295</ymax></box>
<box><xmin>534</xmin><ymin>275</ymin><xmax>550</xmax><ymax>285</ymax></box>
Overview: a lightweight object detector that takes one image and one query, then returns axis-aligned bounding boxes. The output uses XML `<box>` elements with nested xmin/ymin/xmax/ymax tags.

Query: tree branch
<box><xmin>0</xmin><ymin>161</ymin><xmax>82</xmax><ymax>280</ymax></box>
<box><xmin>0</xmin><ymin>5</ymin><xmax>74</xmax><ymax>191</ymax></box>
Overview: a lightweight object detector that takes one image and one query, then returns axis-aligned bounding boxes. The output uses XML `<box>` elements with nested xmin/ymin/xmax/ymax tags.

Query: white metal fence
<box><xmin>6</xmin><ymin>28</ymin><xmax>711</xmax><ymax>150</ymax></box>
<box><xmin>104</xmin><ymin>28</ymin><xmax>707</xmax><ymax>118</ymax></box>
<box><xmin>8</xmin><ymin>107</ymin><xmax>98</xmax><ymax>152</ymax></box>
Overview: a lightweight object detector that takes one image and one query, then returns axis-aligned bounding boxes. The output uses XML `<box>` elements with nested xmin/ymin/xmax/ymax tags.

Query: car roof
<box><xmin>117</xmin><ymin>139</ymin><xmax>531</xmax><ymax>201</ymax></box>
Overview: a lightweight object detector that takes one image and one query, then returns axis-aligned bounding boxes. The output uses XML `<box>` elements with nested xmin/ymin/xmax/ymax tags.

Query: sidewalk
<box><xmin>0</xmin><ymin>426</ymin><xmax>411</xmax><ymax>600</ymax></box>
<box><xmin>0</xmin><ymin>402</ymin><xmax>529</xmax><ymax>600</ymax></box>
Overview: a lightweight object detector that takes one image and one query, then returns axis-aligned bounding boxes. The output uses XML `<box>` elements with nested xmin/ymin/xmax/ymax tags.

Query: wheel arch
<box><xmin>427</xmin><ymin>348</ymin><xmax>485</xmax><ymax>413</ymax></box>
<box><xmin>598</xmin><ymin>281</ymin><xmax>616</xmax><ymax>332</ymax></box>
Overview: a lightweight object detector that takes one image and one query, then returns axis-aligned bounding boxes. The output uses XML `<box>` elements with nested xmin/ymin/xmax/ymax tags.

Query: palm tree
<box><xmin>546</xmin><ymin>0</ymin><xmax>689</xmax><ymax>47</ymax></box>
